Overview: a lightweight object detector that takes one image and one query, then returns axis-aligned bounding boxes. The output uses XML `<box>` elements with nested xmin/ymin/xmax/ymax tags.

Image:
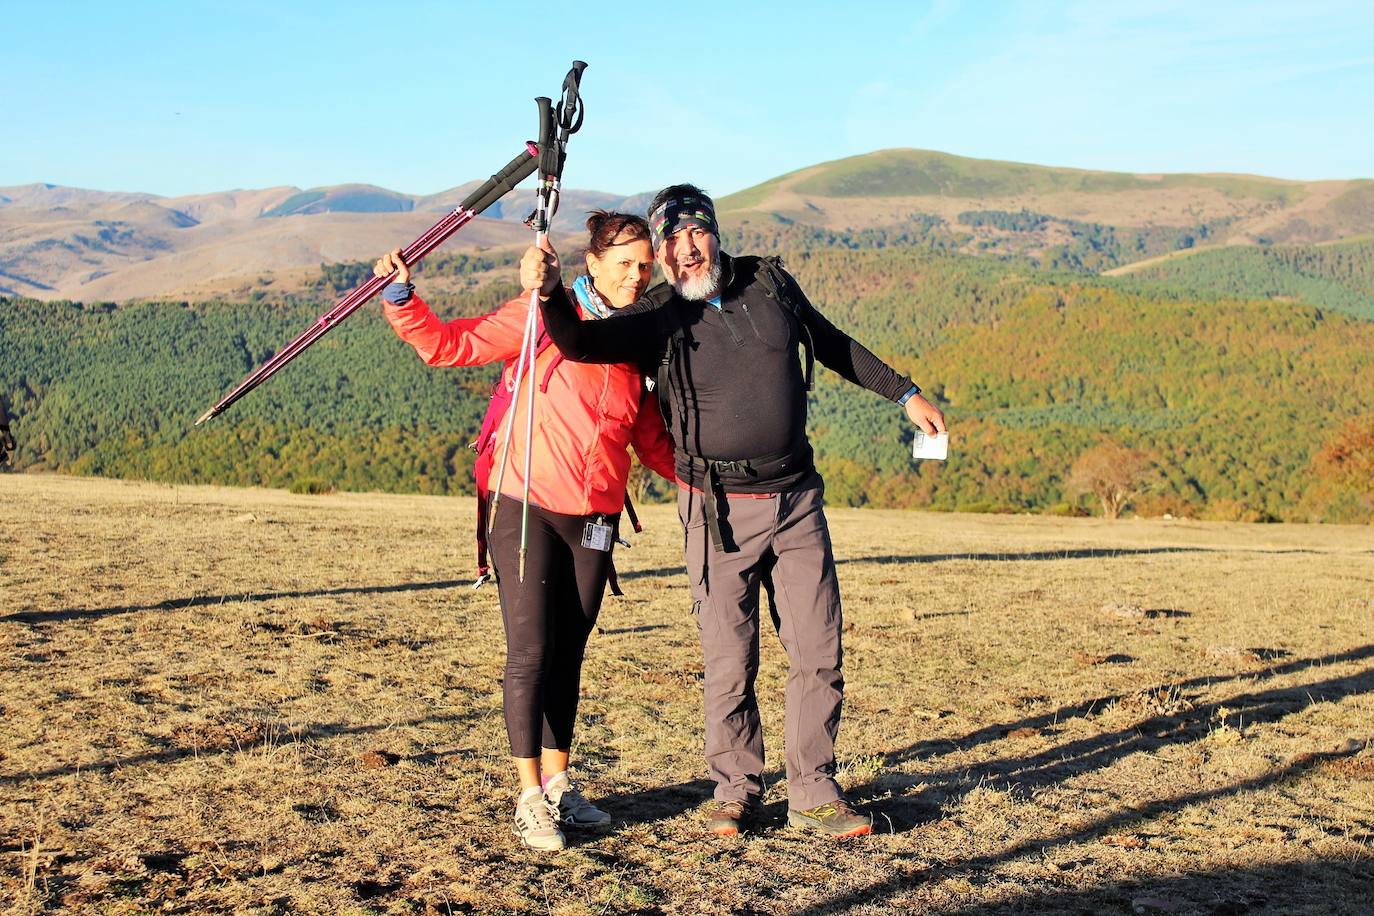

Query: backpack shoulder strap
<box><xmin>754</xmin><ymin>255</ymin><xmax>814</xmax><ymax>391</ymax></box>
<box><xmin>639</xmin><ymin>283</ymin><xmax>682</xmax><ymax>430</ymax></box>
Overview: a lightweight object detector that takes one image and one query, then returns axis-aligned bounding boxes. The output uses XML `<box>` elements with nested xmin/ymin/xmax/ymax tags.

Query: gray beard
<box><xmin>672</xmin><ymin>261</ymin><xmax>722</xmax><ymax>301</ymax></box>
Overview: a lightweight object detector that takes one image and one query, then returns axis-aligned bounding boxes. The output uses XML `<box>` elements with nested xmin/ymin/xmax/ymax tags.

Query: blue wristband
<box><xmin>897</xmin><ymin>384</ymin><xmax>921</xmax><ymax>406</ymax></box>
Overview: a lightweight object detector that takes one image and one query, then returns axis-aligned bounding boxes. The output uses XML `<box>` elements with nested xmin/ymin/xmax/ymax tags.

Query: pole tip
<box><xmin>194</xmin><ymin>408</ymin><xmax>216</xmax><ymax>427</ymax></box>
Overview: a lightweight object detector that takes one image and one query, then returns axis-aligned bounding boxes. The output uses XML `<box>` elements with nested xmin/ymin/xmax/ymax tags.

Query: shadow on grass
<box><xmin>12</xmin><ymin>544</ymin><xmax>1338</xmax><ymax>625</ymax></box>
<box><xmin>793</xmin><ymin>742</ymin><xmax>1367</xmax><ymax>916</ymax></box>
<box><xmin>0</xmin><ymin>709</ymin><xmax>482</xmax><ymax>785</ymax></box>
<box><xmin>774</xmin><ymin>651</ymin><xmax>1374</xmax><ymax>912</ymax></box>
<box><xmin>888</xmin><ymin>655</ymin><xmax>1371</xmax><ymax>794</ymax></box>
<box><xmin>614</xmin><ymin>543</ymin><xmax>1340</xmax><ymax>587</ymax></box>
<box><xmin>935</xmin><ymin>858</ymin><xmax>1374</xmax><ymax>915</ymax></box>
<box><xmin>2</xmin><ymin>578</ymin><xmax>474</xmax><ymax>625</ymax></box>
<box><xmin>843</xmin><ymin>546</ymin><xmax>1209</xmax><ymax>565</ymax></box>
<box><xmin>612</xmin><ymin>547</ymin><xmax>1211</xmax><ymax>588</ymax></box>
<box><xmin>597</xmin><ymin>623</ymin><xmax>672</xmax><ymax>636</ymax></box>
<box><xmin>838</xmin><ymin>543</ymin><xmax>1360</xmax><ymax>568</ymax></box>
<box><xmin>596</xmin><ymin>777</ymin><xmax>722</xmax><ymax>828</ymax></box>
<box><xmin>593</xmin><ymin>645</ymin><xmax>1374</xmax><ymax>834</ymax></box>
<box><xmin>875</xmin><ymin>643</ymin><xmax>1374</xmax><ymax>774</ymax></box>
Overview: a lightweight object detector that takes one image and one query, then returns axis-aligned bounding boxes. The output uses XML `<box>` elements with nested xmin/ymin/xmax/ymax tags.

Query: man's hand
<box><xmin>520</xmin><ymin>237</ymin><xmax>561</xmax><ymax>299</ymax></box>
<box><xmin>904</xmin><ymin>393</ymin><xmax>946</xmax><ymax>437</ymax></box>
<box><xmin>0</xmin><ymin>426</ymin><xmax>14</xmax><ymax>466</ymax></box>
<box><xmin>373</xmin><ymin>248</ymin><xmax>410</xmax><ymax>284</ymax></box>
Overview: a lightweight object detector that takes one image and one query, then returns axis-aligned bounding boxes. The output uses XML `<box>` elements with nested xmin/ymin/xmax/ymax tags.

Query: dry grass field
<box><xmin>2</xmin><ymin>474</ymin><xmax>1372</xmax><ymax>914</ymax></box>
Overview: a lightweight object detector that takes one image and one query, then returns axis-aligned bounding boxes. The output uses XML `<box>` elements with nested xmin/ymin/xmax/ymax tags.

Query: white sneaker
<box><xmin>545</xmin><ymin>771</ymin><xmax>611</xmax><ymax>827</ymax></box>
<box><xmin>513</xmin><ymin>787</ymin><xmax>566</xmax><ymax>851</ymax></box>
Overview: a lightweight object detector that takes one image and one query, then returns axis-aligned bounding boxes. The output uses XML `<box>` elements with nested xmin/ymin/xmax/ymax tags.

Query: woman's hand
<box><xmin>520</xmin><ymin>237</ymin><xmax>561</xmax><ymax>299</ymax></box>
<box><xmin>373</xmin><ymin>248</ymin><xmax>410</xmax><ymax>285</ymax></box>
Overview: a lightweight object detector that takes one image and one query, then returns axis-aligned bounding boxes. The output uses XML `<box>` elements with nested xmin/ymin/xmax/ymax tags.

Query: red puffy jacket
<box><xmin>384</xmin><ymin>290</ymin><xmax>675</xmax><ymax>516</ymax></box>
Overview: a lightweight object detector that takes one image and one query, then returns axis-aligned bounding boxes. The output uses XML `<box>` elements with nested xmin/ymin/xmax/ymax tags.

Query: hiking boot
<box><xmin>513</xmin><ymin>787</ymin><xmax>566</xmax><ymax>851</ymax></box>
<box><xmin>544</xmin><ymin>771</ymin><xmax>611</xmax><ymax>827</ymax></box>
<box><xmin>787</xmin><ymin>798</ymin><xmax>873</xmax><ymax>838</ymax></box>
<box><xmin>705</xmin><ymin>799</ymin><xmax>754</xmax><ymax>836</ymax></box>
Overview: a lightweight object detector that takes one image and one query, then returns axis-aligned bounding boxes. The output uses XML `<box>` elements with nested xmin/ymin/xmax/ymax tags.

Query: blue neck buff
<box><xmin>571</xmin><ymin>274</ymin><xmax>614</xmax><ymax>320</ymax></box>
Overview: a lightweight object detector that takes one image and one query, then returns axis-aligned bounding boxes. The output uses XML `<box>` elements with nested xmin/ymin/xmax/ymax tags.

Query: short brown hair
<box><xmin>585</xmin><ymin>210</ymin><xmax>651</xmax><ymax>258</ymax></box>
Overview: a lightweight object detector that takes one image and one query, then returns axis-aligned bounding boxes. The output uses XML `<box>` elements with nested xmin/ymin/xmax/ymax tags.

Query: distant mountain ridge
<box><xmin>0</xmin><ymin>180</ymin><xmax>632</xmax><ymax>222</ymax></box>
<box><xmin>2</xmin><ymin>148</ymin><xmax>1370</xmax><ymax>302</ymax></box>
<box><xmin>0</xmin><ymin>179</ymin><xmax>638</xmax><ymax>301</ymax></box>
<box><xmin>720</xmin><ymin>149</ymin><xmax>1373</xmax><ymax>266</ymax></box>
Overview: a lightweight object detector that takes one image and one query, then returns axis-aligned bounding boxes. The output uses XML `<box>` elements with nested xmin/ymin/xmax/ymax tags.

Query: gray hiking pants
<box><xmin>678</xmin><ymin>477</ymin><xmax>845</xmax><ymax>811</ymax></box>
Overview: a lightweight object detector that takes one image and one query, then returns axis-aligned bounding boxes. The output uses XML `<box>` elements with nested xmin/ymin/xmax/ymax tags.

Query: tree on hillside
<box><xmin>624</xmin><ymin>460</ymin><xmax>673</xmax><ymax>506</ymax></box>
<box><xmin>1068</xmin><ymin>442</ymin><xmax>1155</xmax><ymax>519</ymax></box>
<box><xmin>1314</xmin><ymin>415</ymin><xmax>1374</xmax><ymax>497</ymax></box>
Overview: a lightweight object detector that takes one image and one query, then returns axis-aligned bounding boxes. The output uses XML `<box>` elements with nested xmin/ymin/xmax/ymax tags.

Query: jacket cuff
<box><xmin>382</xmin><ymin>281</ymin><xmax>415</xmax><ymax>306</ymax></box>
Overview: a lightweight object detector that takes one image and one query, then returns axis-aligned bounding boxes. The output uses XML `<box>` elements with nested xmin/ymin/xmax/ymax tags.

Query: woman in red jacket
<box><xmin>374</xmin><ymin>212</ymin><xmax>674</xmax><ymax>852</ymax></box>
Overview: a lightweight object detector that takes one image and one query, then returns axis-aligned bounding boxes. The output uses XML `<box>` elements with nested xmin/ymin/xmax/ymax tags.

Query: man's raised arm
<box><xmin>780</xmin><ymin>269</ymin><xmax>947</xmax><ymax>436</ymax></box>
<box><xmin>521</xmin><ymin>239</ymin><xmax>667</xmax><ymax>366</ymax></box>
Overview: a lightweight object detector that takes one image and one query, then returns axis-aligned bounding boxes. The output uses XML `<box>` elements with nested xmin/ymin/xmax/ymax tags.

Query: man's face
<box><xmin>657</xmin><ymin>226</ymin><xmax>719</xmax><ymax>293</ymax></box>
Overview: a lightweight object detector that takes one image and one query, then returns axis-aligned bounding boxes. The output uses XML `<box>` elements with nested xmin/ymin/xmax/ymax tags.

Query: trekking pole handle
<box><xmin>558</xmin><ymin>61</ymin><xmax>587</xmax><ymax>135</ymax></box>
<box><xmin>463</xmin><ymin>142</ymin><xmax>541</xmax><ymax>216</ymax></box>
<box><xmin>534</xmin><ymin>97</ymin><xmax>557</xmax><ymax>177</ymax></box>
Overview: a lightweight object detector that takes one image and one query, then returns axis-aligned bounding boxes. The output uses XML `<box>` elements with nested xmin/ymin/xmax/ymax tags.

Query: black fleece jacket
<box><xmin>540</xmin><ymin>253</ymin><xmax>915</xmax><ymax>493</ymax></box>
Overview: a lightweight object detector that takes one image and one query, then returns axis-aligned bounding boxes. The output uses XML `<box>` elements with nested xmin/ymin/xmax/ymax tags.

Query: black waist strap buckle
<box><xmin>700</xmin><ymin>459</ymin><xmax>746</xmax><ymax>555</ymax></box>
<box><xmin>711</xmin><ymin>459</ymin><xmax>754</xmax><ymax>478</ymax></box>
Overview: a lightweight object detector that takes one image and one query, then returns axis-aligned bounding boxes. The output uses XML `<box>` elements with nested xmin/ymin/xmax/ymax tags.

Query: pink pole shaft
<box><xmin>196</xmin><ymin>207</ymin><xmax>476</xmax><ymax>424</ymax></box>
<box><xmin>196</xmin><ymin>140</ymin><xmax>541</xmax><ymax>425</ymax></box>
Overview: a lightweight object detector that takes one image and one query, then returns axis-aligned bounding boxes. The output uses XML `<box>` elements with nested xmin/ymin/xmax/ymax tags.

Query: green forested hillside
<box><xmin>0</xmin><ymin>284</ymin><xmax>515</xmax><ymax>494</ymax></box>
<box><xmin>723</xmin><ymin>208</ymin><xmax>1239</xmax><ymax>274</ymax></box>
<box><xmin>774</xmin><ymin>248</ymin><xmax>1374</xmax><ymax>521</ymax></box>
<box><xmin>1120</xmin><ymin>237</ymin><xmax>1374</xmax><ymax>320</ymax></box>
<box><xmin>2</xmin><ymin>244</ymin><xmax>1372</xmax><ymax>521</ymax></box>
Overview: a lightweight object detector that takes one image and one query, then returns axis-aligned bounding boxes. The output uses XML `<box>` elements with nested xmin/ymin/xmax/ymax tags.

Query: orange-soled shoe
<box><xmin>705</xmin><ymin>799</ymin><xmax>754</xmax><ymax>836</ymax></box>
<box><xmin>787</xmin><ymin>798</ymin><xmax>872</xmax><ymax>838</ymax></box>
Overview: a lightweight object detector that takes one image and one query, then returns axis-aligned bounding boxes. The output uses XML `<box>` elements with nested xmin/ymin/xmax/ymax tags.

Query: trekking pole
<box><xmin>487</xmin><ymin>61</ymin><xmax>587</xmax><ymax>582</ymax></box>
<box><xmin>194</xmin><ymin>68</ymin><xmax>583</xmax><ymax>426</ymax></box>
<box><xmin>485</xmin><ymin>100</ymin><xmax>554</xmax><ymax>576</ymax></box>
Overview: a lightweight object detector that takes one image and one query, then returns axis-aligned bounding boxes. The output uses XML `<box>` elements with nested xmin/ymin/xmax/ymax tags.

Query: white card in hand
<box><xmin>912</xmin><ymin>430</ymin><xmax>949</xmax><ymax>461</ymax></box>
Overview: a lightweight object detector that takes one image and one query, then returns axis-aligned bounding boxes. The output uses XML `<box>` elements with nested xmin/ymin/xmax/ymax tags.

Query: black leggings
<box><xmin>488</xmin><ymin>498</ymin><xmax>617</xmax><ymax>758</ymax></box>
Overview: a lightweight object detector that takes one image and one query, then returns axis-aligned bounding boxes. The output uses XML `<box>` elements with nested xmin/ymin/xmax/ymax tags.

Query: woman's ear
<box><xmin>585</xmin><ymin>252</ymin><xmax>598</xmax><ymax>278</ymax></box>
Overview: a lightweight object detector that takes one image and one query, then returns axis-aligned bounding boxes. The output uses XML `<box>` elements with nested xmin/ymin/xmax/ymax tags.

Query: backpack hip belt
<box><xmin>685</xmin><ymin>446</ymin><xmax>808</xmax><ymax>554</ymax></box>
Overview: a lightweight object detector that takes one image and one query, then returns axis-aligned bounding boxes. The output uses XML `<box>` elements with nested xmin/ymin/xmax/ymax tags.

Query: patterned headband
<box><xmin>648</xmin><ymin>195</ymin><xmax>719</xmax><ymax>249</ymax></box>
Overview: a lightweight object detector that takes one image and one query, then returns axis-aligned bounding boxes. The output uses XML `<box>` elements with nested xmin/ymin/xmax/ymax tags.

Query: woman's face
<box><xmin>586</xmin><ymin>234</ymin><xmax>655</xmax><ymax>309</ymax></box>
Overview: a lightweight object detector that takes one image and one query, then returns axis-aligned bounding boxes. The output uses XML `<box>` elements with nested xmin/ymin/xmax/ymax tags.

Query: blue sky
<box><xmin>4</xmin><ymin>0</ymin><xmax>1371</xmax><ymax>197</ymax></box>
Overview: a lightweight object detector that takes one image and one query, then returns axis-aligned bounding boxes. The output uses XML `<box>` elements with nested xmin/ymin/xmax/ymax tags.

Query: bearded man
<box><xmin>521</xmin><ymin>184</ymin><xmax>945</xmax><ymax>838</ymax></box>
